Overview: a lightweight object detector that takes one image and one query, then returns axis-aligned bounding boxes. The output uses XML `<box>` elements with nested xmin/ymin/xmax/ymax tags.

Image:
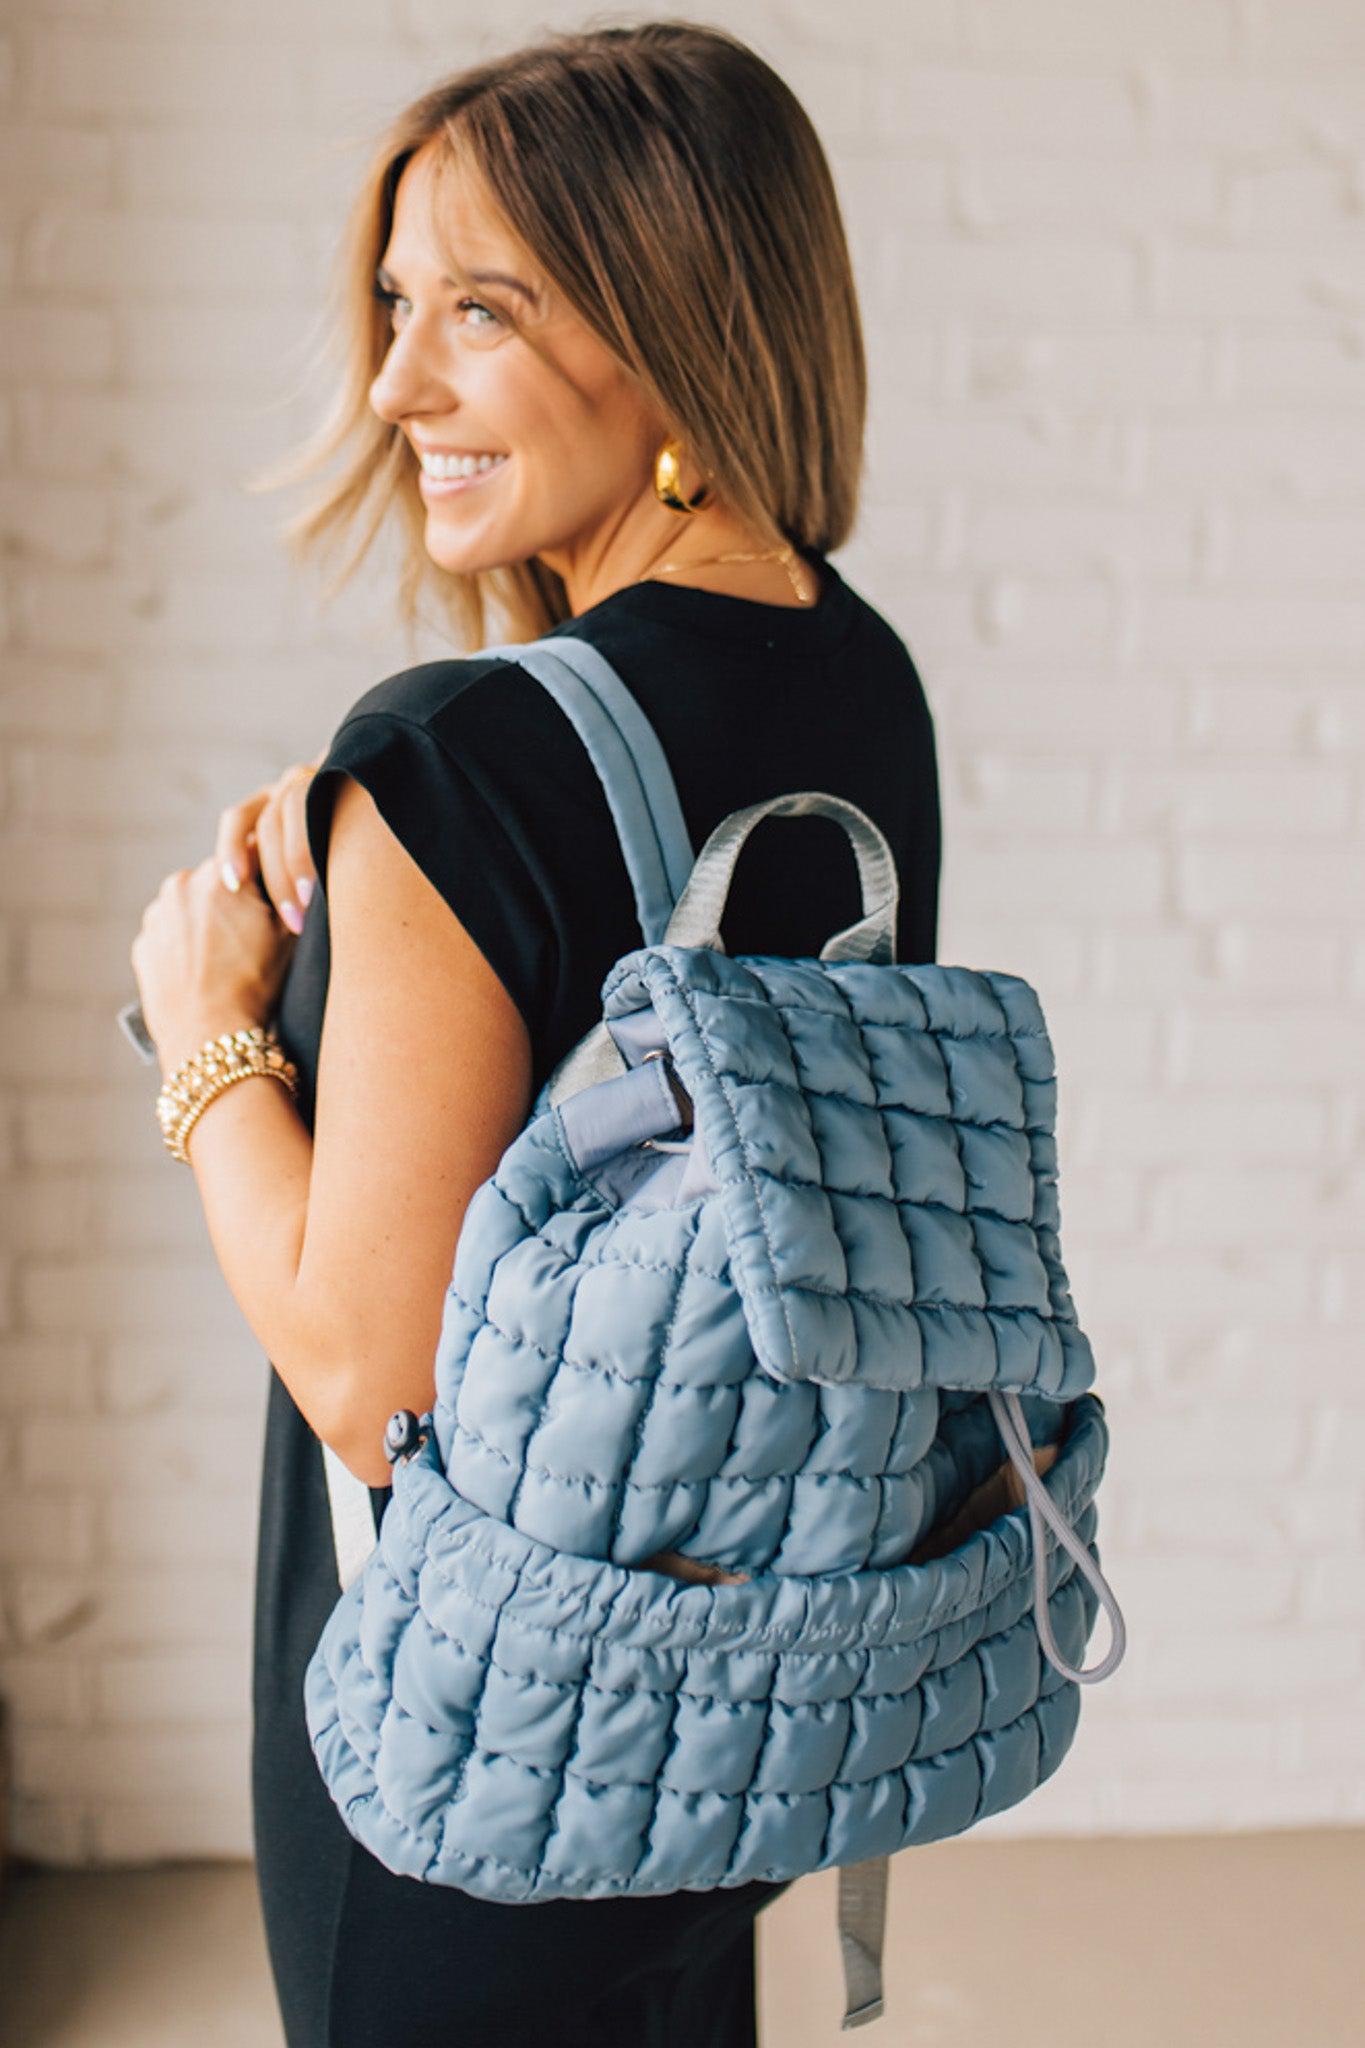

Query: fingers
<box><xmin>253</xmin><ymin>764</ymin><xmax>318</xmax><ymax>934</ymax></box>
<box><xmin>215</xmin><ymin>792</ymin><xmax>268</xmax><ymax>896</ymax></box>
<box><xmin>213</xmin><ymin>761</ymin><xmax>320</xmax><ymax>933</ymax></box>
<box><xmin>251</xmin><ymin>787</ymin><xmax>298</xmax><ymax>931</ymax></box>
<box><xmin>279</xmin><ymin>764</ymin><xmax>319</xmax><ymax>920</ymax></box>
<box><xmin>637</xmin><ymin>1550</ymin><xmax>749</xmax><ymax>1586</ymax></box>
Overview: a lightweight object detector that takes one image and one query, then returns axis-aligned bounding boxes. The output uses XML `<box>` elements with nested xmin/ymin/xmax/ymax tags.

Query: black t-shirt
<box><xmin>251</xmin><ymin>543</ymin><xmax>941</xmax><ymax>1766</ymax></box>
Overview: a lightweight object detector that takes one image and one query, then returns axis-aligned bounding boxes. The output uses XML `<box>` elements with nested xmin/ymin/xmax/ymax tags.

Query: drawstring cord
<box><xmin>986</xmin><ymin>1390</ymin><xmax>1127</xmax><ymax>1684</ymax></box>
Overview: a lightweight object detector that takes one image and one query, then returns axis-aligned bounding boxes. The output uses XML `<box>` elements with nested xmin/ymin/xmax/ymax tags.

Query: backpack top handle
<box><xmin>660</xmin><ymin>788</ymin><xmax>900</xmax><ymax>965</ymax></box>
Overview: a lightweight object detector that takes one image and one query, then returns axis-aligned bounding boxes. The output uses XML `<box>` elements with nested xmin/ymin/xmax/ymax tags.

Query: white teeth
<box><xmin>419</xmin><ymin>451</ymin><xmax>508</xmax><ymax>479</ymax></box>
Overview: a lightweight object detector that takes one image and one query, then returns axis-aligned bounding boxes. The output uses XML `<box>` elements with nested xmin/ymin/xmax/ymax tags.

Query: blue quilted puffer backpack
<box><xmin>306</xmin><ymin>633</ymin><xmax>1127</xmax><ymax>2030</ymax></box>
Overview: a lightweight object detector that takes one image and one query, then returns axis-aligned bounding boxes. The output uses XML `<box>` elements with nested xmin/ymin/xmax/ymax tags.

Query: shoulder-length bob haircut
<box><xmin>251</xmin><ymin>18</ymin><xmax>867</xmax><ymax>652</ymax></box>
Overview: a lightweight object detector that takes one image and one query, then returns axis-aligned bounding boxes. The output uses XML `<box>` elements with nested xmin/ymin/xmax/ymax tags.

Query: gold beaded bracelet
<box><xmin>156</xmin><ymin>1024</ymin><xmax>300</xmax><ymax>1164</ymax></box>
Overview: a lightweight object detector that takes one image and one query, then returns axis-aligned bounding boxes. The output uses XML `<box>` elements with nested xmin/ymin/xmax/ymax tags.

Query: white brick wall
<box><xmin>1</xmin><ymin>0</ymin><xmax>1361</xmax><ymax>1864</ymax></box>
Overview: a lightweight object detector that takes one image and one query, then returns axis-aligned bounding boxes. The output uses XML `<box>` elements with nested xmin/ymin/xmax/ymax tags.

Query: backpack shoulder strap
<box><xmin>322</xmin><ymin>631</ymin><xmax>695</xmax><ymax>1594</ymax></box>
<box><xmin>481</xmin><ymin>633</ymin><xmax>695</xmax><ymax>947</ymax></box>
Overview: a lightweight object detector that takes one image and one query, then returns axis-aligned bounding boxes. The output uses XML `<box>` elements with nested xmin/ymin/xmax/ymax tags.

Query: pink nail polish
<box><xmin>295</xmin><ymin>876</ymin><xmax>314</xmax><ymax>908</ymax></box>
<box><xmin>281</xmin><ymin>900</ymin><xmax>304</xmax><ymax>935</ymax></box>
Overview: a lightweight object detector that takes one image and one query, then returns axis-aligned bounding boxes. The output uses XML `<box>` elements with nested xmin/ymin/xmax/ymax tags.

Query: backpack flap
<box><xmin>597</xmin><ymin>942</ymin><xmax>1096</xmax><ymax>1405</ymax></box>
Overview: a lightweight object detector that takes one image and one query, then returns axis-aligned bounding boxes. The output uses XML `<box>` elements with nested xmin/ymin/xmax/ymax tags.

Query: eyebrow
<box><xmin>375</xmin><ymin>260</ymin><xmax>538</xmax><ymax>306</ymax></box>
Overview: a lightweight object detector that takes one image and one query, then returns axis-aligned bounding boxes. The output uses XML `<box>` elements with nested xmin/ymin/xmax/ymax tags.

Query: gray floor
<box><xmin>0</xmin><ymin>1829</ymin><xmax>1359</xmax><ymax>2046</ymax></box>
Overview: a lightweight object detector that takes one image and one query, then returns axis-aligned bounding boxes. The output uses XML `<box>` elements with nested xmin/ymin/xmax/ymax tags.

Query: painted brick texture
<box><xmin>1</xmin><ymin>0</ymin><xmax>1361</xmax><ymax>1865</ymax></box>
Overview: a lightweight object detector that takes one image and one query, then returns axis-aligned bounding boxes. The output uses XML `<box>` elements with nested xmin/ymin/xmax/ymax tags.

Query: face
<box><xmin>368</xmin><ymin>136</ymin><xmax>670</xmax><ymax>605</ymax></box>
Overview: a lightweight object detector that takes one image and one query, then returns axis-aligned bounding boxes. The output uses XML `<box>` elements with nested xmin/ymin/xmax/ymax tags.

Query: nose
<box><xmin>368</xmin><ymin>316</ymin><xmax>453</xmax><ymax>428</ymax></box>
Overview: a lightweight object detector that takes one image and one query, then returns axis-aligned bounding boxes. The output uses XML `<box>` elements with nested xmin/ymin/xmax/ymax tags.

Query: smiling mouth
<box><xmin>418</xmin><ymin>455</ymin><xmax>509</xmax><ymax>498</ymax></box>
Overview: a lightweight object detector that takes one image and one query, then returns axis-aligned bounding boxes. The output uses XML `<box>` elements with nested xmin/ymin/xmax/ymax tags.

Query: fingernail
<box><xmin>280</xmin><ymin>900</ymin><xmax>304</xmax><ymax>935</ymax></box>
<box><xmin>295</xmin><ymin>876</ymin><xmax>314</xmax><ymax>908</ymax></box>
<box><xmin>221</xmin><ymin>861</ymin><xmax>242</xmax><ymax>893</ymax></box>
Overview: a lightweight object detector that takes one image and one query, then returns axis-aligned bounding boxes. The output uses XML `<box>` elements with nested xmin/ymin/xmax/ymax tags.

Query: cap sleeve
<box><xmin>304</xmin><ymin>700</ymin><xmax>556</xmax><ymax>1048</ymax></box>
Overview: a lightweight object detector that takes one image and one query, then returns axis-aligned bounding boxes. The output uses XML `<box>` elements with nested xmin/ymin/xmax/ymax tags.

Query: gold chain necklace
<box><xmin>648</xmin><ymin>543</ymin><xmax>815</xmax><ymax>605</ymax></box>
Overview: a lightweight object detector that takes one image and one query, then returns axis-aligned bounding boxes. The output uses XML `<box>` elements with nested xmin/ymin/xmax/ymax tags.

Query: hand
<box><xmin>215</xmin><ymin>751</ymin><xmax>327</xmax><ymax>934</ymax></box>
<box><xmin>906</xmin><ymin>1442</ymin><xmax>1062</xmax><ymax>1565</ymax></box>
<box><xmin>131</xmin><ymin>853</ymin><xmax>298</xmax><ymax>1077</ymax></box>
<box><xmin>638</xmin><ymin>1550</ymin><xmax>749</xmax><ymax>1586</ymax></box>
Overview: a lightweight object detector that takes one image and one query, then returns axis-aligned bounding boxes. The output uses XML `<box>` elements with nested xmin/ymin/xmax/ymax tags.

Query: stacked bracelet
<box><xmin>156</xmin><ymin>1024</ymin><xmax>300</xmax><ymax>1164</ymax></box>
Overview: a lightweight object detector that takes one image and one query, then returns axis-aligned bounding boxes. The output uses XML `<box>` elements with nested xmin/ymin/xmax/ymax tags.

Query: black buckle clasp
<box><xmin>383</xmin><ymin>1409</ymin><xmax>427</xmax><ymax>1466</ymax></box>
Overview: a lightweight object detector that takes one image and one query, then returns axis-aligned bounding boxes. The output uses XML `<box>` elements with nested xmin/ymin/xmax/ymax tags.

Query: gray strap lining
<box><xmin>838</xmin><ymin>1856</ymin><xmax>889</xmax><ymax>2027</ymax></box>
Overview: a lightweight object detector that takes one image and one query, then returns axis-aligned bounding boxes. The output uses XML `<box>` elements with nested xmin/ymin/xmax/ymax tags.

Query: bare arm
<box><xmin>181</xmin><ymin>771</ymin><xmax>534</xmax><ymax>1485</ymax></box>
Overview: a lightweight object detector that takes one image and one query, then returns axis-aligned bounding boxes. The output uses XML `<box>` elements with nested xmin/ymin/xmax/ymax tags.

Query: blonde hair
<box><xmin>249</xmin><ymin>18</ymin><xmax>867</xmax><ymax>651</ymax></box>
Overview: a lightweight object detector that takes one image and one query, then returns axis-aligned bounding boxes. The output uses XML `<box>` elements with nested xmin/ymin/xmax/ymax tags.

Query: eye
<box><xmin>372</xmin><ymin>283</ymin><xmax>501</xmax><ymax>333</ymax></box>
<box><xmin>372</xmin><ymin>281</ymin><xmax>408</xmax><ymax>326</ymax></box>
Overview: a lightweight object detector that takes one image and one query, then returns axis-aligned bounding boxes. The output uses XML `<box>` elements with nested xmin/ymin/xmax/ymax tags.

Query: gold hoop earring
<box><xmin>654</xmin><ymin>437</ymin><xmax>712</xmax><ymax>514</ymax></box>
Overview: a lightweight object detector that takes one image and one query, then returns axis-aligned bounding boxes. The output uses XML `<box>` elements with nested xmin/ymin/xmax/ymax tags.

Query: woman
<box><xmin>131</xmin><ymin>20</ymin><xmax>941</xmax><ymax>2047</ymax></box>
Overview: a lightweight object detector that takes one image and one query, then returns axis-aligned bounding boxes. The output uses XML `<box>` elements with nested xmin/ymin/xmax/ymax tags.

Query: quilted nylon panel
<box><xmin>597</xmin><ymin>949</ymin><xmax>1092</xmax><ymax>1394</ymax></box>
<box><xmin>305</xmin><ymin>943</ymin><xmax>1114</xmax><ymax>1898</ymax></box>
<box><xmin>430</xmin><ymin>948</ymin><xmax>1087</xmax><ymax>1575</ymax></box>
<box><xmin>306</xmin><ymin>1397</ymin><xmax>1107</xmax><ymax>1897</ymax></box>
